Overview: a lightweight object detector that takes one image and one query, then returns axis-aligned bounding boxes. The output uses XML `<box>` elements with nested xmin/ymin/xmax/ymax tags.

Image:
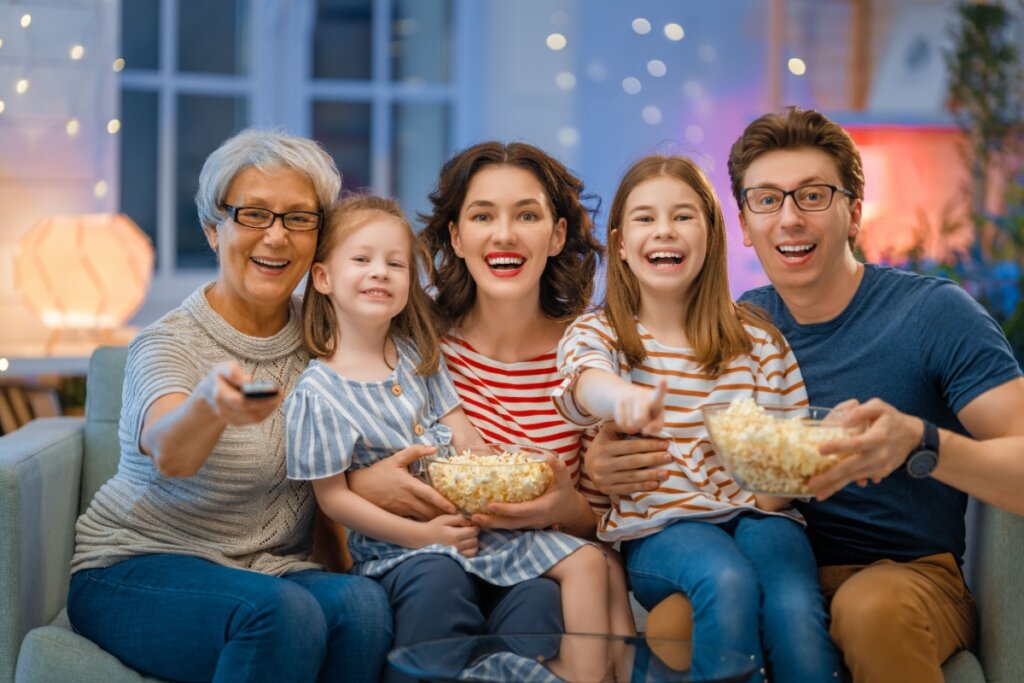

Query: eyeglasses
<box><xmin>223</xmin><ymin>204</ymin><xmax>322</xmax><ymax>232</ymax></box>
<box><xmin>741</xmin><ymin>184</ymin><xmax>855</xmax><ymax>214</ymax></box>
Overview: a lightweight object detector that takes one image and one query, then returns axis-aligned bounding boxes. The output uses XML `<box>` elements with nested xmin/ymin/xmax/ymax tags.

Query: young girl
<box><xmin>285</xmin><ymin>194</ymin><xmax>617</xmax><ymax>682</ymax></box>
<box><xmin>553</xmin><ymin>156</ymin><xmax>840</xmax><ymax>682</ymax></box>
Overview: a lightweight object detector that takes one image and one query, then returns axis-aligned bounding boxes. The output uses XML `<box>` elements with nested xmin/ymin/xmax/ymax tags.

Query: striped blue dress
<box><xmin>285</xmin><ymin>338</ymin><xmax>590</xmax><ymax>585</ymax></box>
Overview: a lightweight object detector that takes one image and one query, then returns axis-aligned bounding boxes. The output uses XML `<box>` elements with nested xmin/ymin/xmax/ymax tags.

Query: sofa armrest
<box><xmin>0</xmin><ymin>417</ymin><xmax>85</xmax><ymax>683</ymax></box>
<box><xmin>964</xmin><ymin>499</ymin><xmax>1024</xmax><ymax>682</ymax></box>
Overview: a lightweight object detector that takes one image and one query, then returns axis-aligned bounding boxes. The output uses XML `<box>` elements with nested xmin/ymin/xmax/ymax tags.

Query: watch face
<box><xmin>907</xmin><ymin>449</ymin><xmax>938</xmax><ymax>478</ymax></box>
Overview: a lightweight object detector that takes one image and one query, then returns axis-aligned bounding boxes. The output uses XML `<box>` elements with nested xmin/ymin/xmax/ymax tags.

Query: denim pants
<box><xmin>377</xmin><ymin>554</ymin><xmax>564</xmax><ymax>683</ymax></box>
<box><xmin>622</xmin><ymin>513</ymin><xmax>839</xmax><ymax>683</ymax></box>
<box><xmin>68</xmin><ymin>553</ymin><xmax>393</xmax><ymax>683</ymax></box>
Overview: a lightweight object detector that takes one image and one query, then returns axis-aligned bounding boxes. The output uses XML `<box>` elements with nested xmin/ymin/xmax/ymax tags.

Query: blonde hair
<box><xmin>604</xmin><ymin>155</ymin><xmax>784</xmax><ymax>374</ymax></box>
<box><xmin>301</xmin><ymin>194</ymin><xmax>441</xmax><ymax>375</ymax></box>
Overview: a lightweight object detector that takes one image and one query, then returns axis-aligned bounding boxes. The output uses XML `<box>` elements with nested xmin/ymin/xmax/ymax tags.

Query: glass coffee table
<box><xmin>387</xmin><ymin>633</ymin><xmax>756</xmax><ymax>682</ymax></box>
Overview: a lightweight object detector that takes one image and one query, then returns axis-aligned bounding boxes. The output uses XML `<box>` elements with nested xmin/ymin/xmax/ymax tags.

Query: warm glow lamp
<box><xmin>13</xmin><ymin>214</ymin><xmax>154</xmax><ymax>350</ymax></box>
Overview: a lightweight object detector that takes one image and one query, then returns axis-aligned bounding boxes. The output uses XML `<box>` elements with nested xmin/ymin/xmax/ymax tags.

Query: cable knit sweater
<box><xmin>72</xmin><ymin>284</ymin><xmax>321</xmax><ymax>576</ymax></box>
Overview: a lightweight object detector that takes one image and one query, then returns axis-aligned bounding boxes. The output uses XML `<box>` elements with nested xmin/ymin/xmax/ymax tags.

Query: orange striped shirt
<box><xmin>553</xmin><ymin>311</ymin><xmax>807</xmax><ymax>542</ymax></box>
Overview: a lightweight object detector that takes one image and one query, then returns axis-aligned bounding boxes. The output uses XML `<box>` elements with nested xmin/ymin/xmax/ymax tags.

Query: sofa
<box><xmin>1</xmin><ymin>346</ymin><xmax>1022</xmax><ymax>682</ymax></box>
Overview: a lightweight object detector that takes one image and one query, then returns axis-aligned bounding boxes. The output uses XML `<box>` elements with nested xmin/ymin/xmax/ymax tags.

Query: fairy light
<box><xmin>20</xmin><ymin>14</ymin><xmax>32</xmax><ymax>29</ymax></box>
<box><xmin>107</xmin><ymin>118</ymin><xmax>120</xmax><ymax>134</ymax></box>
<box><xmin>16</xmin><ymin>79</ymin><xmax>29</xmax><ymax>94</ymax></box>
<box><xmin>70</xmin><ymin>45</ymin><xmax>85</xmax><ymax>60</ymax></box>
<box><xmin>66</xmin><ymin>118</ymin><xmax>80</xmax><ymax>136</ymax></box>
<box><xmin>112</xmin><ymin>58</ymin><xmax>125</xmax><ymax>72</ymax></box>
<box><xmin>788</xmin><ymin>58</ymin><xmax>807</xmax><ymax>76</ymax></box>
<box><xmin>546</xmin><ymin>33</ymin><xmax>566</xmax><ymax>51</ymax></box>
<box><xmin>664</xmin><ymin>24</ymin><xmax>684</xmax><ymax>41</ymax></box>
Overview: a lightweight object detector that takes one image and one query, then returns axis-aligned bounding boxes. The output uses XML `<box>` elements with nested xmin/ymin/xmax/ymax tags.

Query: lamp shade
<box><xmin>13</xmin><ymin>213</ymin><xmax>154</xmax><ymax>329</ymax></box>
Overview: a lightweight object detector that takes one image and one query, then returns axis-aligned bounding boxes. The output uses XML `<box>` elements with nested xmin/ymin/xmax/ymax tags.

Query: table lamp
<box><xmin>13</xmin><ymin>213</ymin><xmax>154</xmax><ymax>353</ymax></box>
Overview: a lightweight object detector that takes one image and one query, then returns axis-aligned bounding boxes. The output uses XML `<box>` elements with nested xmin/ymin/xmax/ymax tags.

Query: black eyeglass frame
<box><xmin>740</xmin><ymin>184</ymin><xmax>855</xmax><ymax>214</ymax></box>
<box><xmin>223</xmin><ymin>204</ymin><xmax>323</xmax><ymax>232</ymax></box>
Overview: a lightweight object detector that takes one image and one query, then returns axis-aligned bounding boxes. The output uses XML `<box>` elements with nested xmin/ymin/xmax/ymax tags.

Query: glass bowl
<box><xmin>701</xmin><ymin>399</ymin><xmax>855</xmax><ymax>496</ymax></box>
<box><xmin>423</xmin><ymin>443</ymin><xmax>555</xmax><ymax>515</ymax></box>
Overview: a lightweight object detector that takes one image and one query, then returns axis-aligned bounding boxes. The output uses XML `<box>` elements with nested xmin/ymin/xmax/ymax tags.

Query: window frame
<box><xmin>120</xmin><ymin>0</ymin><xmax>473</xmax><ymax>319</ymax></box>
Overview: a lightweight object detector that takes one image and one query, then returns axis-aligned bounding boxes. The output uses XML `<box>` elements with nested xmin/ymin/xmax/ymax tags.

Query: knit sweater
<box><xmin>72</xmin><ymin>284</ymin><xmax>320</xmax><ymax>576</ymax></box>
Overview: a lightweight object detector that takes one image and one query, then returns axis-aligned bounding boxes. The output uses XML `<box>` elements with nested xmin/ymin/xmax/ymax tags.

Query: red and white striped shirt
<box><xmin>440</xmin><ymin>333</ymin><xmax>600</xmax><ymax>500</ymax></box>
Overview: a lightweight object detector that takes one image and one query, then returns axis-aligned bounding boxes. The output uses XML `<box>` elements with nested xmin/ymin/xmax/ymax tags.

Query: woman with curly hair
<box><xmin>348</xmin><ymin>142</ymin><xmax>634</xmax><ymax>669</ymax></box>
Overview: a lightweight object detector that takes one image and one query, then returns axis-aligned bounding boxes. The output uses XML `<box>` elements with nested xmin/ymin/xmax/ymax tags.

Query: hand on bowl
<box><xmin>702</xmin><ymin>399</ymin><xmax>857</xmax><ymax>496</ymax></box>
<box><xmin>424</xmin><ymin>443</ymin><xmax>555</xmax><ymax>515</ymax></box>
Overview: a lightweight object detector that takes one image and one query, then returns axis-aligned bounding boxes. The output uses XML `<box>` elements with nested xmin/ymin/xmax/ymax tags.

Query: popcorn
<box><xmin>704</xmin><ymin>398</ymin><xmax>851</xmax><ymax>495</ymax></box>
<box><xmin>426</xmin><ymin>450</ymin><xmax>554</xmax><ymax>515</ymax></box>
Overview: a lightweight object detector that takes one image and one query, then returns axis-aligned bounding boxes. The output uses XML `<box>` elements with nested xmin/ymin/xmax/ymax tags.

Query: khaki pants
<box><xmin>818</xmin><ymin>553</ymin><xmax>977</xmax><ymax>683</ymax></box>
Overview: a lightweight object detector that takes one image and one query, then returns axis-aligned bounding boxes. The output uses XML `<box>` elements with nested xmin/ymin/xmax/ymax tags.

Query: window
<box><xmin>119</xmin><ymin>0</ymin><xmax>459</xmax><ymax>311</ymax></box>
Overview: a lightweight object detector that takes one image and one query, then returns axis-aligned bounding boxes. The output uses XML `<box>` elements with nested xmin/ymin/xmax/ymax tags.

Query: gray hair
<box><xmin>195</xmin><ymin>128</ymin><xmax>341</xmax><ymax>230</ymax></box>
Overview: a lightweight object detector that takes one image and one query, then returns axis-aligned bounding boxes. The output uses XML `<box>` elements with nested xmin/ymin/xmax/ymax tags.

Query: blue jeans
<box><xmin>378</xmin><ymin>554</ymin><xmax>564</xmax><ymax>683</ymax></box>
<box><xmin>67</xmin><ymin>554</ymin><xmax>393</xmax><ymax>683</ymax></box>
<box><xmin>622</xmin><ymin>513</ymin><xmax>839</xmax><ymax>683</ymax></box>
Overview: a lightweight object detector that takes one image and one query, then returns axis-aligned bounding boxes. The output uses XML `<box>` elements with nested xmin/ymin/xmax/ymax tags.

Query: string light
<box><xmin>557</xmin><ymin>126</ymin><xmax>579</xmax><ymax>147</ymax></box>
<box><xmin>788</xmin><ymin>58</ymin><xmax>807</xmax><ymax>76</ymax></box>
<box><xmin>0</xmin><ymin>100</ymin><xmax>5</xmax><ymax>114</ymax></box>
<box><xmin>16</xmin><ymin>79</ymin><xmax>29</xmax><ymax>94</ymax></box>
<box><xmin>0</xmin><ymin>358</ymin><xmax>9</xmax><ymax>372</ymax></box>
<box><xmin>107</xmin><ymin>118</ymin><xmax>120</xmax><ymax>134</ymax></box>
<box><xmin>94</xmin><ymin>181</ymin><xmax>108</xmax><ymax>197</ymax></box>
<box><xmin>664</xmin><ymin>24</ymin><xmax>685</xmax><ymax>41</ymax></box>
<box><xmin>66</xmin><ymin>119</ymin><xmax>80</xmax><ymax>136</ymax></box>
<box><xmin>0</xmin><ymin>39</ymin><xmax>5</xmax><ymax>49</ymax></box>
<box><xmin>20</xmin><ymin>14</ymin><xmax>32</xmax><ymax>28</ymax></box>
<box><xmin>70</xmin><ymin>45</ymin><xmax>85</xmax><ymax>60</ymax></box>
<box><xmin>555</xmin><ymin>72</ymin><xmax>576</xmax><ymax>90</ymax></box>
<box><xmin>642</xmin><ymin>106</ymin><xmax>662</xmax><ymax>125</ymax></box>
<box><xmin>632</xmin><ymin>18</ymin><xmax>651</xmax><ymax>35</ymax></box>
<box><xmin>647</xmin><ymin>60</ymin><xmax>667</xmax><ymax>77</ymax></box>
<box><xmin>546</xmin><ymin>33</ymin><xmax>566</xmax><ymax>51</ymax></box>
<box><xmin>112</xmin><ymin>58</ymin><xmax>125</xmax><ymax>72</ymax></box>
<box><xmin>622</xmin><ymin>77</ymin><xmax>641</xmax><ymax>95</ymax></box>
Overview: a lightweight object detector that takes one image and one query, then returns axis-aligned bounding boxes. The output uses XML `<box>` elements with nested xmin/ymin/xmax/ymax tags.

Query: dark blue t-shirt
<box><xmin>740</xmin><ymin>264</ymin><xmax>1022</xmax><ymax>567</ymax></box>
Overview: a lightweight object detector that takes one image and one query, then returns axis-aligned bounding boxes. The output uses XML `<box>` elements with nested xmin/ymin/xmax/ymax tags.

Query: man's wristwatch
<box><xmin>905</xmin><ymin>420</ymin><xmax>940</xmax><ymax>479</ymax></box>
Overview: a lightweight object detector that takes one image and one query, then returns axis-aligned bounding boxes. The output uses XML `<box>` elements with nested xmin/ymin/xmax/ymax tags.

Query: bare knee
<box><xmin>548</xmin><ymin>545</ymin><xmax>607</xmax><ymax>583</ymax></box>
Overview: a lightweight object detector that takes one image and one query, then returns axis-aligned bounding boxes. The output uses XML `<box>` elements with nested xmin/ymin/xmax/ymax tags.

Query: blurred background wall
<box><xmin>1</xmin><ymin>0</ymin><xmax>1021</xmax><ymax>369</ymax></box>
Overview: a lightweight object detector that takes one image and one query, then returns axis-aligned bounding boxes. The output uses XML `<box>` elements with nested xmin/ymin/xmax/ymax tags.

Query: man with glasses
<box><xmin>729</xmin><ymin>106</ymin><xmax>1024</xmax><ymax>681</ymax></box>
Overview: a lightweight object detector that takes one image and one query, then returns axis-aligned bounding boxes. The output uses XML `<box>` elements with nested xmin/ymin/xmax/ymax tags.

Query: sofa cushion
<box><xmin>942</xmin><ymin>649</ymin><xmax>984</xmax><ymax>683</ymax></box>
<box><xmin>81</xmin><ymin>346</ymin><xmax>128</xmax><ymax>514</ymax></box>
<box><xmin>15</xmin><ymin>610</ymin><xmax>167</xmax><ymax>683</ymax></box>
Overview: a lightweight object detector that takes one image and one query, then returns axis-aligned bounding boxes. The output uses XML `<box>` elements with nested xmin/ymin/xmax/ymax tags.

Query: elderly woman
<box><xmin>349</xmin><ymin>142</ymin><xmax>634</xmax><ymax>669</ymax></box>
<box><xmin>66</xmin><ymin>130</ymin><xmax>392</xmax><ymax>683</ymax></box>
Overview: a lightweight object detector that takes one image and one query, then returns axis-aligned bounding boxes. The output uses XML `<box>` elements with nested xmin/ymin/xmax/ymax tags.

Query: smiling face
<box><xmin>204</xmin><ymin>165</ymin><xmax>320</xmax><ymax>330</ymax></box>
<box><xmin>311</xmin><ymin>212</ymin><xmax>411</xmax><ymax>329</ymax></box>
<box><xmin>739</xmin><ymin>146</ymin><xmax>862</xmax><ymax>296</ymax></box>
<box><xmin>616</xmin><ymin>174</ymin><xmax>708</xmax><ymax>308</ymax></box>
<box><xmin>448</xmin><ymin>165</ymin><xmax>566</xmax><ymax>309</ymax></box>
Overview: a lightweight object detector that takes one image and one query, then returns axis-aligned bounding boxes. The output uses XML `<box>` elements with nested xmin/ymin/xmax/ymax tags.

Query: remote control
<box><xmin>241</xmin><ymin>379</ymin><xmax>280</xmax><ymax>399</ymax></box>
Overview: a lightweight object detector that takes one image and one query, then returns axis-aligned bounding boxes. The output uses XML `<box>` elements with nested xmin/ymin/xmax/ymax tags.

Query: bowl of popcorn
<box><xmin>702</xmin><ymin>399</ymin><xmax>856</xmax><ymax>496</ymax></box>
<box><xmin>424</xmin><ymin>444</ymin><xmax>555</xmax><ymax>515</ymax></box>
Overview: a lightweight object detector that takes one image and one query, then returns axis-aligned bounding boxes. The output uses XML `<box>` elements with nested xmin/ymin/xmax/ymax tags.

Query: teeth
<box><xmin>487</xmin><ymin>256</ymin><xmax>524</xmax><ymax>266</ymax></box>
<box><xmin>363</xmin><ymin>289</ymin><xmax>391</xmax><ymax>297</ymax></box>
<box><xmin>648</xmin><ymin>251</ymin><xmax>682</xmax><ymax>260</ymax></box>
<box><xmin>252</xmin><ymin>257</ymin><xmax>288</xmax><ymax>267</ymax></box>
<box><xmin>777</xmin><ymin>244</ymin><xmax>814</xmax><ymax>253</ymax></box>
